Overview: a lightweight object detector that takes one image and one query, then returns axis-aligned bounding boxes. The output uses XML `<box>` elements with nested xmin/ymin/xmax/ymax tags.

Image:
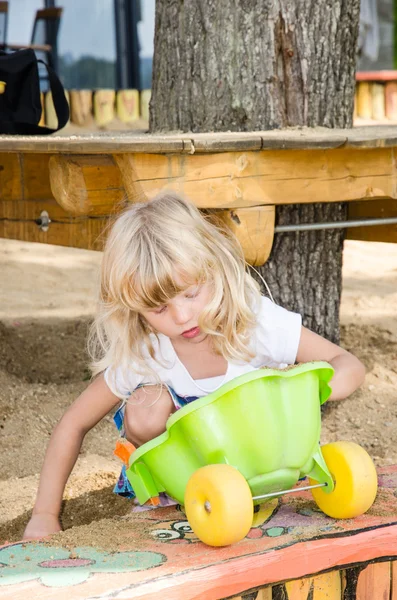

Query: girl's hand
<box><xmin>23</xmin><ymin>513</ymin><xmax>62</xmax><ymax>540</ymax></box>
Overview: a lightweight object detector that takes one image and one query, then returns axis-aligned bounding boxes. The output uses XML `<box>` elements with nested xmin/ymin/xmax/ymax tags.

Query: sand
<box><xmin>0</xmin><ymin>238</ymin><xmax>396</xmax><ymax>547</ymax></box>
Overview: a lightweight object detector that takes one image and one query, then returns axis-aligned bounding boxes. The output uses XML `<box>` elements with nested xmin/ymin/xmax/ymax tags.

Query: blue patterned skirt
<box><xmin>113</xmin><ymin>385</ymin><xmax>199</xmax><ymax>498</ymax></box>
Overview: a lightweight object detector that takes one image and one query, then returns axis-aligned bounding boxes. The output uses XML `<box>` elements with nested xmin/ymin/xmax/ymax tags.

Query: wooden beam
<box><xmin>215</xmin><ymin>206</ymin><xmax>275</xmax><ymax>266</ymax></box>
<box><xmin>112</xmin><ymin>153</ymin><xmax>146</xmax><ymax>201</ymax></box>
<box><xmin>3</xmin><ymin>143</ymin><xmax>397</xmax><ymax>255</ymax></box>
<box><xmin>112</xmin><ymin>148</ymin><xmax>397</xmax><ymax>211</ymax></box>
<box><xmin>0</xmin><ymin>207</ymin><xmax>107</xmax><ymax>250</ymax></box>
<box><xmin>69</xmin><ymin>90</ymin><xmax>94</xmax><ymax>127</ymax></box>
<box><xmin>3</xmin><ymin>126</ymin><xmax>397</xmax><ymax>154</ymax></box>
<box><xmin>48</xmin><ymin>155</ymin><xmax>126</xmax><ymax>215</ymax></box>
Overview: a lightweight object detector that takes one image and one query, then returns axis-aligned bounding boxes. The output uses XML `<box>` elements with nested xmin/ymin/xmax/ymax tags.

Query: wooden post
<box><xmin>69</xmin><ymin>90</ymin><xmax>94</xmax><ymax>127</ymax></box>
<box><xmin>117</xmin><ymin>89</ymin><xmax>140</xmax><ymax>124</ymax></box>
<box><xmin>356</xmin><ymin>82</ymin><xmax>373</xmax><ymax>119</ymax></box>
<box><xmin>48</xmin><ymin>155</ymin><xmax>125</xmax><ymax>215</ymax></box>
<box><xmin>215</xmin><ymin>206</ymin><xmax>275</xmax><ymax>267</ymax></box>
<box><xmin>356</xmin><ymin>562</ymin><xmax>391</xmax><ymax>600</ymax></box>
<box><xmin>371</xmin><ymin>83</ymin><xmax>386</xmax><ymax>120</ymax></box>
<box><xmin>140</xmin><ymin>89</ymin><xmax>151</xmax><ymax>122</ymax></box>
<box><xmin>93</xmin><ymin>89</ymin><xmax>116</xmax><ymax>128</ymax></box>
<box><xmin>385</xmin><ymin>82</ymin><xmax>397</xmax><ymax>120</ymax></box>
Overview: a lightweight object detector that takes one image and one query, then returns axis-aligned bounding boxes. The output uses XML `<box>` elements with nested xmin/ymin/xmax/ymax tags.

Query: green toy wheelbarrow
<box><xmin>117</xmin><ymin>362</ymin><xmax>378</xmax><ymax>546</ymax></box>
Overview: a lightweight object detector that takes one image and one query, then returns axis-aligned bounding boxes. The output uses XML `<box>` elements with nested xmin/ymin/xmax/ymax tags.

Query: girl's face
<box><xmin>141</xmin><ymin>278</ymin><xmax>213</xmax><ymax>344</ymax></box>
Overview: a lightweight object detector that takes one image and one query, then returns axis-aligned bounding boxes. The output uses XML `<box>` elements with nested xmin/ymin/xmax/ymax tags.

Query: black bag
<box><xmin>0</xmin><ymin>48</ymin><xmax>69</xmax><ymax>135</ymax></box>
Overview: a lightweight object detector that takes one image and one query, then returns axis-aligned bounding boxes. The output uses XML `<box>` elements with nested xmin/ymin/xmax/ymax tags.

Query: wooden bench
<box><xmin>0</xmin><ymin>465</ymin><xmax>396</xmax><ymax>599</ymax></box>
<box><xmin>0</xmin><ymin>126</ymin><xmax>396</xmax><ymax>265</ymax></box>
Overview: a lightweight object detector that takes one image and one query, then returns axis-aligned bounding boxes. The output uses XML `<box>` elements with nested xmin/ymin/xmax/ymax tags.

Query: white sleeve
<box><xmin>104</xmin><ymin>364</ymin><xmax>144</xmax><ymax>399</ymax></box>
<box><xmin>254</xmin><ymin>296</ymin><xmax>302</xmax><ymax>368</ymax></box>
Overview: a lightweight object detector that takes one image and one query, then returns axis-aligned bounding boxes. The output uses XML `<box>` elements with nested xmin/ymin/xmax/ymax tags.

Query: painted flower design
<box><xmin>150</xmin><ymin>520</ymin><xmax>197</xmax><ymax>543</ymax></box>
<box><xmin>0</xmin><ymin>542</ymin><xmax>166</xmax><ymax>587</ymax></box>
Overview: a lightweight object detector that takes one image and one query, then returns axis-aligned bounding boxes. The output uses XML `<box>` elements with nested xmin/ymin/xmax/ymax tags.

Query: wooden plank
<box><xmin>0</xmin><ymin>198</ymin><xmax>72</xmax><ymax>221</ymax></box>
<box><xmin>47</xmin><ymin>146</ymin><xmax>397</xmax><ymax>219</ymax></box>
<box><xmin>0</xmin><ymin>134</ymin><xmax>187</xmax><ymax>154</ymax></box>
<box><xmin>69</xmin><ymin>90</ymin><xmax>94</xmax><ymax>127</ymax></box>
<box><xmin>23</xmin><ymin>154</ymin><xmax>53</xmax><ymax>200</ymax></box>
<box><xmin>112</xmin><ymin>153</ymin><xmax>146</xmax><ymax>201</ymax></box>
<box><xmin>312</xmin><ymin>571</ymin><xmax>341</xmax><ymax>599</ymax></box>
<box><xmin>340</xmin><ymin>571</ymin><xmax>347</xmax><ymax>595</ymax></box>
<box><xmin>93</xmin><ymin>89</ymin><xmax>116</xmax><ymax>128</ymax></box>
<box><xmin>0</xmin><ymin>211</ymin><xmax>107</xmax><ymax>250</ymax></box>
<box><xmin>49</xmin><ymin>154</ymin><xmax>125</xmax><ymax>215</ymax></box>
<box><xmin>0</xmin><ymin>154</ymin><xmax>23</xmax><ymax>200</ymax></box>
<box><xmin>117</xmin><ymin>89</ymin><xmax>140</xmax><ymax>124</ymax></box>
<box><xmin>285</xmin><ymin>577</ymin><xmax>312</xmax><ymax>599</ymax></box>
<box><xmin>216</xmin><ymin>206</ymin><xmax>275</xmax><ymax>266</ymax></box>
<box><xmin>0</xmin><ymin>153</ymin><xmax>53</xmax><ymax>202</ymax></box>
<box><xmin>356</xmin><ymin>562</ymin><xmax>391</xmax><ymax>600</ymax></box>
<box><xmin>347</xmin><ymin>199</ymin><xmax>397</xmax><ymax>243</ymax></box>
<box><xmin>114</xmin><ymin>147</ymin><xmax>397</xmax><ymax>210</ymax></box>
<box><xmin>392</xmin><ymin>561</ymin><xmax>397</xmax><ymax>600</ymax></box>
<box><xmin>4</xmin><ymin>126</ymin><xmax>397</xmax><ymax>154</ymax></box>
<box><xmin>190</xmin><ymin>133</ymin><xmax>263</xmax><ymax>152</ymax></box>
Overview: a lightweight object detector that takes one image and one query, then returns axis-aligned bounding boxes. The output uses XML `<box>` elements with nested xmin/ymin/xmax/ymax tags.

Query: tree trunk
<box><xmin>150</xmin><ymin>0</ymin><xmax>360</xmax><ymax>343</ymax></box>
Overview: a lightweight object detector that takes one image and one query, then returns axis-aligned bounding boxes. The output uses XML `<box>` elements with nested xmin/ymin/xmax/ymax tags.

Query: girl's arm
<box><xmin>296</xmin><ymin>326</ymin><xmax>366</xmax><ymax>401</ymax></box>
<box><xmin>23</xmin><ymin>373</ymin><xmax>120</xmax><ymax>540</ymax></box>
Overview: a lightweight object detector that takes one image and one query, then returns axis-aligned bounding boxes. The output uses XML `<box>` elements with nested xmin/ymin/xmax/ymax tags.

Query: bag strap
<box><xmin>38</xmin><ymin>59</ymin><xmax>70</xmax><ymax>131</ymax></box>
<box><xmin>10</xmin><ymin>59</ymin><xmax>70</xmax><ymax>135</ymax></box>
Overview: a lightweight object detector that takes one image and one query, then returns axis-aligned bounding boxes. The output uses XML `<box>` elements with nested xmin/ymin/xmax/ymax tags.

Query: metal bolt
<box><xmin>35</xmin><ymin>210</ymin><xmax>51</xmax><ymax>232</ymax></box>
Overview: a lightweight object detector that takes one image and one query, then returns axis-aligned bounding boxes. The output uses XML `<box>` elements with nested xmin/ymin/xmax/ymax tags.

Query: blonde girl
<box><xmin>23</xmin><ymin>193</ymin><xmax>365</xmax><ymax>539</ymax></box>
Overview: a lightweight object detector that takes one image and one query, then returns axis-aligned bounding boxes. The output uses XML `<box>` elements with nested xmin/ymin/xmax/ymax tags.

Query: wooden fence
<box><xmin>38</xmin><ymin>72</ymin><xmax>397</xmax><ymax>131</ymax></box>
<box><xmin>41</xmin><ymin>88</ymin><xmax>151</xmax><ymax>130</ymax></box>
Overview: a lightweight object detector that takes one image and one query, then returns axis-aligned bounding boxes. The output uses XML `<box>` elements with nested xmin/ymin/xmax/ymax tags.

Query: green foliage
<box><xmin>59</xmin><ymin>55</ymin><xmax>116</xmax><ymax>90</ymax></box>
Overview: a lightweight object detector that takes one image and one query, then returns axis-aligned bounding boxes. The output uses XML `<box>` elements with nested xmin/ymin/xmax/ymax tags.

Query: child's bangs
<box><xmin>129</xmin><ymin>254</ymin><xmax>207</xmax><ymax>311</ymax></box>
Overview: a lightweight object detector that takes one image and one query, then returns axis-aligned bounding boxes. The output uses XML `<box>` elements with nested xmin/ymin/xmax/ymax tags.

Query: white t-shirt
<box><xmin>104</xmin><ymin>296</ymin><xmax>302</xmax><ymax>400</ymax></box>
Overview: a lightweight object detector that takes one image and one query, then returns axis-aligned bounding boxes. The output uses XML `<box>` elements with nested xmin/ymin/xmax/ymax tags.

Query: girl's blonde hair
<box><xmin>89</xmin><ymin>192</ymin><xmax>262</xmax><ymax>379</ymax></box>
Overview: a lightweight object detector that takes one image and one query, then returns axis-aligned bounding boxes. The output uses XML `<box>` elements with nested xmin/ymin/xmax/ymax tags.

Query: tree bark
<box><xmin>150</xmin><ymin>0</ymin><xmax>360</xmax><ymax>343</ymax></box>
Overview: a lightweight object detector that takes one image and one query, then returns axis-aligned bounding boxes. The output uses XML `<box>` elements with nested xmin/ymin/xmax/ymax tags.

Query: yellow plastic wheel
<box><xmin>184</xmin><ymin>464</ymin><xmax>253</xmax><ymax>546</ymax></box>
<box><xmin>310</xmin><ymin>441</ymin><xmax>378</xmax><ymax>519</ymax></box>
